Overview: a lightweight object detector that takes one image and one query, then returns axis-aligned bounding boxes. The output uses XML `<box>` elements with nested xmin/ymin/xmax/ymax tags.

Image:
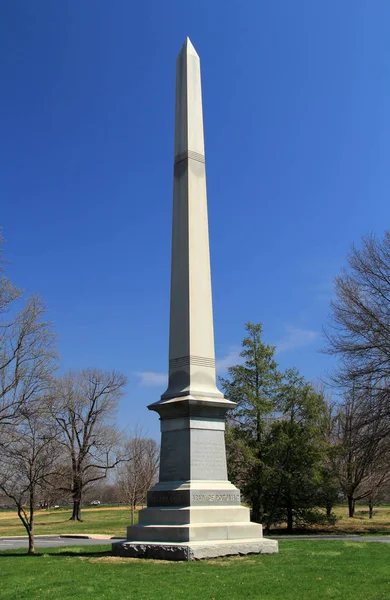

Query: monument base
<box><xmin>111</xmin><ymin>481</ymin><xmax>279</xmax><ymax>560</ymax></box>
<box><xmin>112</xmin><ymin>537</ymin><xmax>278</xmax><ymax>561</ymax></box>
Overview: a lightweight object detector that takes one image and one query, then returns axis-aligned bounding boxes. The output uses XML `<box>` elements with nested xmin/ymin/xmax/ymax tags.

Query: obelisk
<box><xmin>113</xmin><ymin>38</ymin><xmax>278</xmax><ymax>560</ymax></box>
<box><xmin>161</xmin><ymin>36</ymin><xmax>223</xmax><ymax>403</ymax></box>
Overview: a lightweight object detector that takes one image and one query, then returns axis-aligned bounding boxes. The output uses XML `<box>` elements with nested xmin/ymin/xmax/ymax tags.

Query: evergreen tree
<box><xmin>222</xmin><ymin>324</ymin><xmax>337</xmax><ymax>532</ymax></box>
<box><xmin>263</xmin><ymin>368</ymin><xmax>332</xmax><ymax>532</ymax></box>
<box><xmin>220</xmin><ymin>322</ymin><xmax>281</xmax><ymax>522</ymax></box>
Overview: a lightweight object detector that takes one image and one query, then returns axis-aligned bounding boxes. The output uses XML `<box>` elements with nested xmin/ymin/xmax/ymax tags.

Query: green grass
<box><xmin>1</xmin><ymin>541</ymin><xmax>390</xmax><ymax>599</ymax></box>
<box><xmin>0</xmin><ymin>506</ymin><xmax>135</xmax><ymax>538</ymax></box>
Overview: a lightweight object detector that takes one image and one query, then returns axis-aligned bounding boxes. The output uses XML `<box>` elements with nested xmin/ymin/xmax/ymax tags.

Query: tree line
<box><xmin>222</xmin><ymin>231</ymin><xmax>390</xmax><ymax>531</ymax></box>
<box><xmin>0</xmin><ymin>234</ymin><xmax>158</xmax><ymax>553</ymax></box>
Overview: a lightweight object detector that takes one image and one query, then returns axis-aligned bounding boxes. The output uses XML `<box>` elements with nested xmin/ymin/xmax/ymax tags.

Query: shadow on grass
<box><xmin>0</xmin><ymin>550</ymin><xmax>112</xmax><ymax>559</ymax></box>
<box><xmin>268</xmin><ymin>525</ymin><xmax>390</xmax><ymax>536</ymax></box>
<box><xmin>0</xmin><ymin>546</ymin><xmax>112</xmax><ymax>559</ymax></box>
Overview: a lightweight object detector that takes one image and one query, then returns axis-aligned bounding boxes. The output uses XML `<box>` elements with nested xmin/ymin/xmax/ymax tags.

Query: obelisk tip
<box><xmin>179</xmin><ymin>37</ymin><xmax>199</xmax><ymax>58</ymax></box>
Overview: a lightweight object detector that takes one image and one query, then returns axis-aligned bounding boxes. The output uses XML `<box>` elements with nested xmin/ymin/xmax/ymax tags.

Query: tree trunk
<box><xmin>70</xmin><ymin>476</ymin><xmax>83</xmax><ymax>521</ymax></box>
<box><xmin>253</xmin><ymin>420</ymin><xmax>264</xmax><ymax>524</ymax></box>
<box><xmin>251</xmin><ymin>494</ymin><xmax>263</xmax><ymax>523</ymax></box>
<box><xmin>70</xmin><ymin>499</ymin><xmax>82</xmax><ymax>521</ymax></box>
<box><xmin>251</xmin><ymin>463</ymin><xmax>264</xmax><ymax>524</ymax></box>
<box><xmin>368</xmin><ymin>499</ymin><xmax>373</xmax><ymax>519</ymax></box>
<box><xmin>347</xmin><ymin>495</ymin><xmax>355</xmax><ymax>518</ymax></box>
<box><xmin>17</xmin><ymin>504</ymin><xmax>35</xmax><ymax>555</ymax></box>
<box><xmin>28</xmin><ymin>527</ymin><xmax>35</xmax><ymax>555</ymax></box>
<box><xmin>28</xmin><ymin>489</ymin><xmax>35</xmax><ymax>554</ymax></box>
<box><xmin>265</xmin><ymin>477</ymin><xmax>284</xmax><ymax>533</ymax></box>
<box><xmin>286</xmin><ymin>499</ymin><xmax>293</xmax><ymax>534</ymax></box>
<box><xmin>131</xmin><ymin>505</ymin><xmax>135</xmax><ymax>525</ymax></box>
<box><xmin>326</xmin><ymin>504</ymin><xmax>332</xmax><ymax>518</ymax></box>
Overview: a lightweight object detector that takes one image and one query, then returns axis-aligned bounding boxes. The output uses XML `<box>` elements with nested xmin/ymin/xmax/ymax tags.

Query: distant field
<box><xmin>1</xmin><ymin>504</ymin><xmax>390</xmax><ymax>538</ymax></box>
<box><xmin>0</xmin><ymin>506</ymin><xmax>135</xmax><ymax>538</ymax></box>
<box><xmin>1</xmin><ymin>541</ymin><xmax>390</xmax><ymax>600</ymax></box>
<box><xmin>333</xmin><ymin>505</ymin><xmax>390</xmax><ymax>534</ymax></box>
<box><xmin>272</xmin><ymin>505</ymin><xmax>390</xmax><ymax>535</ymax></box>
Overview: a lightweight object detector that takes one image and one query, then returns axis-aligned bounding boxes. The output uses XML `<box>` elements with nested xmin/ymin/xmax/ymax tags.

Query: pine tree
<box><xmin>262</xmin><ymin>368</ymin><xmax>330</xmax><ymax>532</ymax></box>
<box><xmin>220</xmin><ymin>322</ymin><xmax>281</xmax><ymax>522</ymax></box>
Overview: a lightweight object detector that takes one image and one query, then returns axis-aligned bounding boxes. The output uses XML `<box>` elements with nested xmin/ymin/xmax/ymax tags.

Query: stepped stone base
<box><xmin>112</xmin><ymin>538</ymin><xmax>278</xmax><ymax>561</ymax></box>
<box><xmin>112</xmin><ymin>481</ymin><xmax>278</xmax><ymax>560</ymax></box>
<box><xmin>126</xmin><ymin>521</ymin><xmax>263</xmax><ymax>543</ymax></box>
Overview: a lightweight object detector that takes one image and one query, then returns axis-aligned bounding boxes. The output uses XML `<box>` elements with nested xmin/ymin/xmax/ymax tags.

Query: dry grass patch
<box><xmin>0</xmin><ymin>511</ymin><xmax>17</xmax><ymax>520</ymax></box>
<box><xmin>92</xmin><ymin>556</ymin><xmax>175</xmax><ymax>564</ymax></box>
<box><xmin>333</xmin><ymin>505</ymin><xmax>390</xmax><ymax>534</ymax></box>
<box><xmin>206</xmin><ymin>557</ymin><xmax>260</xmax><ymax>565</ymax></box>
<box><xmin>271</xmin><ymin>505</ymin><xmax>390</xmax><ymax>535</ymax></box>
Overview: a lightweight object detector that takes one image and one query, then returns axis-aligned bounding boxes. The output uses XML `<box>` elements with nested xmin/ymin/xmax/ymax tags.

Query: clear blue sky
<box><xmin>1</xmin><ymin>1</ymin><xmax>389</xmax><ymax>439</ymax></box>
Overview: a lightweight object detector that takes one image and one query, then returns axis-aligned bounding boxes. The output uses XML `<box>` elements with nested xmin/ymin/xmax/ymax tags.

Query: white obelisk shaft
<box><xmin>162</xmin><ymin>37</ymin><xmax>223</xmax><ymax>400</ymax></box>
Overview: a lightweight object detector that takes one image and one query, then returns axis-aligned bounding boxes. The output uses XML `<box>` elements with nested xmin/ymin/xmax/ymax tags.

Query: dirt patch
<box><xmin>309</xmin><ymin>551</ymin><xmax>342</xmax><ymax>557</ymax></box>
<box><xmin>207</xmin><ymin>556</ymin><xmax>260</xmax><ymax>565</ymax></box>
<box><xmin>88</xmin><ymin>556</ymin><xmax>176</xmax><ymax>564</ymax></box>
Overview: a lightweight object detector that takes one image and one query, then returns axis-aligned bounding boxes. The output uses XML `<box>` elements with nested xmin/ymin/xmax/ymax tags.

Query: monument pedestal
<box><xmin>112</xmin><ymin>396</ymin><xmax>278</xmax><ymax>560</ymax></box>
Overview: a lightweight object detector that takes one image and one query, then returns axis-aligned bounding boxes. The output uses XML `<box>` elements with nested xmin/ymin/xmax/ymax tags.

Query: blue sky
<box><xmin>1</xmin><ymin>1</ymin><xmax>389</xmax><ymax>439</ymax></box>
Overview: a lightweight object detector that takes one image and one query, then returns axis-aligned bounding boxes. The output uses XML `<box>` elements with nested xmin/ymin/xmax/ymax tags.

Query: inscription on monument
<box><xmin>160</xmin><ymin>430</ymin><xmax>189</xmax><ymax>481</ymax></box>
<box><xmin>148</xmin><ymin>489</ymin><xmax>241</xmax><ymax>506</ymax></box>
<box><xmin>191</xmin><ymin>431</ymin><xmax>227</xmax><ymax>479</ymax></box>
<box><xmin>148</xmin><ymin>491</ymin><xmax>188</xmax><ymax>506</ymax></box>
<box><xmin>191</xmin><ymin>492</ymin><xmax>240</xmax><ymax>504</ymax></box>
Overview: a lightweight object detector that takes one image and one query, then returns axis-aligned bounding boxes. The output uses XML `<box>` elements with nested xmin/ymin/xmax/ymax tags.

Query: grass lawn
<box><xmin>1</xmin><ymin>541</ymin><xmax>390</xmax><ymax>600</ymax></box>
<box><xmin>1</xmin><ymin>504</ymin><xmax>390</xmax><ymax>538</ymax></box>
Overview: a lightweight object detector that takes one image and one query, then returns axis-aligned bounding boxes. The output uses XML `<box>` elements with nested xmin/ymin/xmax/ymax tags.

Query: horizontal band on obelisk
<box><xmin>169</xmin><ymin>355</ymin><xmax>215</xmax><ymax>369</ymax></box>
<box><xmin>174</xmin><ymin>150</ymin><xmax>205</xmax><ymax>165</ymax></box>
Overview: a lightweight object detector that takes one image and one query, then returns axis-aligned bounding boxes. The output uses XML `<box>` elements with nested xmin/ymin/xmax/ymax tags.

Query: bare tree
<box><xmin>324</xmin><ymin>232</ymin><xmax>390</xmax><ymax>516</ymax></box>
<box><xmin>0</xmin><ymin>405</ymin><xmax>61</xmax><ymax>553</ymax></box>
<box><xmin>116</xmin><ymin>431</ymin><xmax>159</xmax><ymax>524</ymax></box>
<box><xmin>325</xmin><ymin>231</ymin><xmax>390</xmax><ymax>405</ymax></box>
<box><xmin>366</xmin><ymin>471</ymin><xmax>390</xmax><ymax>517</ymax></box>
<box><xmin>48</xmin><ymin>369</ymin><xmax>127</xmax><ymax>521</ymax></box>
<box><xmin>37</xmin><ymin>456</ymin><xmax>72</xmax><ymax>509</ymax></box>
<box><xmin>361</xmin><ymin>465</ymin><xmax>390</xmax><ymax>519</ymax></box>
<box><xmin>329</xmin><ymin>387</ymin><xmax>390</xmax><ymax>517</ymax></box>
<box><xmin>315</xmin><ymin>391</ymin><xmax>341</xmax><ymax>519</ymax></box>
<box><xmin>0</xmin><ymin>235</ymin><xmax>57</xmax><ymax>427</ymax></box>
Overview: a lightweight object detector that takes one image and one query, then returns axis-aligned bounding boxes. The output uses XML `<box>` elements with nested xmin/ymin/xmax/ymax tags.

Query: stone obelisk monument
<box><xmin>113</xmin><ymin>38</ymin><xmax>278</xmax><ymax>560</ymax></box>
